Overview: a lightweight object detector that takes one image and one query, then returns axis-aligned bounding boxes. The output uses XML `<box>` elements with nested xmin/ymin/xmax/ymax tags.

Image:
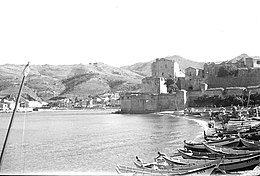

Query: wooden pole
<box><xmin>0</xmin><ymin>63</ymin><xmax>29</xmax><ymax>170</ymax></box>
<box><xmin>247</xmin><ymin>90</ymin><xmax>251</xmax><ymax>108</ymax></box>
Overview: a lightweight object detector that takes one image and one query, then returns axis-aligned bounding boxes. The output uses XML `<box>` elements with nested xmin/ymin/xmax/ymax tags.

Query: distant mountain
<box><xmin>229</xmin><ymin>53</ymin><xmax>260</xmax><ymax>64</ymax></box>
<box><xmin>0</xmin><ymin>63</ymin><xmax>144</xmax><ymax>101</ymax></box>
<box><xmin>229</xmin><ymin>53</ymin><xmax>250</xmax><ymax>63</ymax></box>
<box><xmin>1</xmin><ymin>54</ymin><xmax>256</xmax><ymax>102</ymax></box>
<box><xmin>121</xmin><ymin>55</ymin><xmax>205</xmax><ymax>77</ymax></box>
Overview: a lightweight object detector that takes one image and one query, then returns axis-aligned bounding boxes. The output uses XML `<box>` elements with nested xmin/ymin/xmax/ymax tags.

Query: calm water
<box><xmin>0</xmin><ymin>110</ymin><xmax>259</xmax><ymax>175</ymax></box>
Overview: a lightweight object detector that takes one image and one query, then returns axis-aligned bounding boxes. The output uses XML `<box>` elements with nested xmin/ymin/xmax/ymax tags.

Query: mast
<box><xmin>0</xmin><ymin>62</ymin><xmax>30</xmax><ymax>170</ymax></box>
<box><xmin>247</xmin><ymin>90</ymin><xmax>251</xmax><ymax>108</ymax></box>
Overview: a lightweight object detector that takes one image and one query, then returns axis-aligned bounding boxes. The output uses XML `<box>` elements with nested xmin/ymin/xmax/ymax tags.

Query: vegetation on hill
<box><xmin>121</xmin><ymin>55</ymin><xmax>204</xmax><ymax>77</ymax></box>
<box><xmin>0</xmin><ymin>54</ymin><xmax>255</xmax><ymax>103</ymax></box>
<box><xmin>0</xmin><ymin>63</ymin><xmax>143</xmax><ymax>101</ymax></box>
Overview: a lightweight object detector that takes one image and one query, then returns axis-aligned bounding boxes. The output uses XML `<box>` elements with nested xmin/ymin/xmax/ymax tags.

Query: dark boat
<box><xmin>163</xmin><ymin>153</ymin><xmax>260</xmax><ymax>172</ymax></box>
<box><xmin>202</xmin><ymin>142</ymin><xmax>260</xmax><ymax>155</ymax></box>
<box><xmin>240</xmin><ymin>137</ymin><xmax>260</xmax><ymax>150</ymax></box>
<box><xmin>177</xmin><ymin>148</ymin><xmax>259</xmax><ymax>160</ymax></box>
<box><xmin>183</xmin><ymin>137</ymin><xmax>240</xmax><ymax>152</ymax></box>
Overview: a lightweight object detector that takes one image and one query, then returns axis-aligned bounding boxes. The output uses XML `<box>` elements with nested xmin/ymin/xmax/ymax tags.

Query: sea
<box><xmin>0</xmin><ymin>109</ymin><xmax>259</xmax><ymax>175</ymax></box>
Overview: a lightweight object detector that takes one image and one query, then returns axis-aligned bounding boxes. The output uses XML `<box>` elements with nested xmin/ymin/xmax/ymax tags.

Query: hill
<box><xmin>229</xmin><ymin>53</ymin><xmax>260</xmax><ymax>64</ymax></box>
<box><xmin>0</xmin><ymin>63</ymin><xmax>144</xmax><ymax>101</ymax></box>
<box><xmin>1</xmin><ymin>54</ymin><xmax>255</xmax><ymax>102</ymax></box>
<box><xmin>121</xmin><ymin>55</ymin><xmax>204</xmax><ymax>77</ymax></box>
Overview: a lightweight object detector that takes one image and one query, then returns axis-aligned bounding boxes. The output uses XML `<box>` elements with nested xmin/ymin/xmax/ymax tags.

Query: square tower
<box><xmin>152</xmin><ymin>58</ymin><xmax>183</xmax><ymax>78</ymax></box>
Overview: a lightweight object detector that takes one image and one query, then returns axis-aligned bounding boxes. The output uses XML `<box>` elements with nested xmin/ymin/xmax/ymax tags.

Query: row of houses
<box><xmin>0</xmin><ymin>98</ymin><xmax>47</xmax><ymax>112</ymax></box>
<box><xmin>48</xmin><ymin>92</ymin><xmax>120</xmax><ymax>108</ymax></box>
<box><xmin>0</xmin><ymin>91</ymin><xmax>120</xmax><ymax>112</ymax></box>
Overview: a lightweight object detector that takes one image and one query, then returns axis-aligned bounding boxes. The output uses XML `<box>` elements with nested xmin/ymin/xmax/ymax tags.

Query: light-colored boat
<box><xmin>116</xmin><ymin>157</ymin><xmax>222</xmax><ymax>176</ymax></box>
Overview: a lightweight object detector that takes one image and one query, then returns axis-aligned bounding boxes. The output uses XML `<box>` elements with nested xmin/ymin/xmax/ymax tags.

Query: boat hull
<box><xmin>184</xmin><ymin>138</ymin><xmax>240</xmax><ymax>153</ymax></box>
<box><xmin>240</xmin><ymin>137</ymin><xmax>260</xmax><ymax>150</ymax></box>
<box><xmin>116</xmin><ymin>158</ymin><xmax>221</xmax><ymax>176</ymax></box>
<box><xmin>163</xmin><ymin>154</ymin><xmax>260</xmax><ymax>172</ymax></box>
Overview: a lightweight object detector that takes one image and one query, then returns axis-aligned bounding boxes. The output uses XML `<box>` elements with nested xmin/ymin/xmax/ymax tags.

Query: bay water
<box><xmin>0</xmin><ymin>110</ymin><xmax>259</xmax><ymax>175</ymax></box>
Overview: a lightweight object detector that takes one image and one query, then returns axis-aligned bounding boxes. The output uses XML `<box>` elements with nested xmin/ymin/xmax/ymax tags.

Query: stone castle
<box><xmin>120</xmin><ymin>55</ymin><xmax>260</xmax><ymax>113</ymax></box>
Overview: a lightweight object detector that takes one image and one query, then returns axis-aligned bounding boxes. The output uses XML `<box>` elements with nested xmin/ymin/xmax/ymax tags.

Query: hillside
<box><xmin>121</xmin><ymin>55</ymin><xmax>205</xmax><ymax>77</ymax></box>
<box><xmin>1</xmin><ymin>54</ymin><xmax>256</xmax><ymax>102</ymax></box>
<box><xmin>0</xmin><ymin>63</ymin><xmax>144</xmax><ymax>101</ymax></box>
<box><xmin>229</xmin><ymin>53</ymin><xmax>260</xmax><ymax>64</ymax></box>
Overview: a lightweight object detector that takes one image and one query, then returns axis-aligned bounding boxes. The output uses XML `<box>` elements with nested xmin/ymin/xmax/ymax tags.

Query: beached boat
<box><xmin>133</xmin><ymin>157</ymin><xmax>169</xmax><ymax>170</ymax></box>
<box><xmin>177</xmin><ymin>148</ymin><xmax>259</xmax><ymax>160</ymax></box>
<box><xmin>163</xmin><ymin>153</ymin><xmax>260</xmax><ymax>172</ymax></box>
<box><xmin>116</xmin><ymin>157</ymin><xmax>222</xmax><ymax>175</ymax></box>
<box><xmin>240</xmin><ymin>137</ymin><xmax>260</xmax><ymax>150</ymax></box>
<box><xmin>240</xmin><ymin>128</ymin><xmax>260</xmax><ymax>140</ymax></box>
<box><xmin>183</xmin><ymin>137</ymin><xmax>240</xmax><ymax>152</ymax></box>
<box><xmin>199</xmin><ymin>111</ymin><xmax>211</xmax><ymax>118</ymax></box>
<box><xmin>202</xmin><ymin>142</ymin><xmax>260</xmax><ymax>155</ymax></box>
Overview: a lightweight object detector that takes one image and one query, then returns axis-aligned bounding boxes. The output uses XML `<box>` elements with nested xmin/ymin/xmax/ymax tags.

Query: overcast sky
<box><xmin>0</xmin><ymin>0</ymin><xmax>259</xmax><ymax>67</ymax></box>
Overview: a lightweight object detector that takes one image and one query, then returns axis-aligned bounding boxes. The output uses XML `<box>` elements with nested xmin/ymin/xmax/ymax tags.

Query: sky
<box><xmin>0</xmin><ymin>0</ymin><xmax>260</xmax><ymax>67</ymax></box>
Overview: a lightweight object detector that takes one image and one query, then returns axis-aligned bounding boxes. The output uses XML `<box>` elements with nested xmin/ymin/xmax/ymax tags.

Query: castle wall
<box><xmin>182</xmin><ymin>78</ymin><xmax>202</xmax><ymax>91</ymax></box>
<box><xmin>225</xmin><ymin>87</ymin><xmax>246</xmax><ymax>96</ymax></box>
<box><xmin>204</xmin><ymin>88</ymin><xmax>223</xmax><ymax>97</ymax></box>
<box><xmin>141</xmin><ymin>77</ymin><xmax>167</xmax><ymax>94</ymax></box>
<box><xmin>247</xmin><ymin>86</ymin><xmax>260</xmax><ymax>94</ymax></box>
<box><xmin>207</xmin><ymin>75</ymin><xmax>260</xmax><ymax>88</ymax></box>
<box><xmin>187</xmin><ymin>91</ymin><xmax>203</xmax><ymax>107</ymax></box>
<box><xmin>188</xmin><ymin>88</ymin><xmax>223</xmax><ymax>106</ymax></box>
<box><xmin>120</xmin><ymin>91</ymin><xmax>187</xmax><ymax>113</ymax></box>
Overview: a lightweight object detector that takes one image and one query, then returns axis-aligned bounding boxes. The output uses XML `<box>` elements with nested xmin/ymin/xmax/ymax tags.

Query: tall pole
<box><xmin>0</xmin><ymin>63</ymin><xmax>30</xmax><ymax>170</ymax></box>
<box><xmin>247</xmin><ymin>90</ymin><xmax>251</xmax><ymax>108</ymax></box>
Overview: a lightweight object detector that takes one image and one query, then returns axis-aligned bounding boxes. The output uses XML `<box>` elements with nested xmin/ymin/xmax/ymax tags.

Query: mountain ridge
<box><xmin>0</xmin><ymin>54</ymin><xmax>254</xmax><ymax>102</ymax></box>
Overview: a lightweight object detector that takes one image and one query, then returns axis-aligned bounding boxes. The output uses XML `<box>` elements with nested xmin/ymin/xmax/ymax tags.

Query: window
<box><xmin>165</xmin><ymin>64</ymin><xmax>167</xmax><ymax>68</ymax></box>
<box><xmin>162</xmin><ymin>72</ymin><xmax>164</xmax><ymax>76</ymax></box>
<box><xmin>257</xmin><ymin>61</ymin><xmax>260</xmax><ymax>64</ymax></box>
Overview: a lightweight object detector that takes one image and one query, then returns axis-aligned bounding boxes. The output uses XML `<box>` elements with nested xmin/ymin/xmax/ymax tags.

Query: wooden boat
<box><xmin>200</xmin><ymin>111</ymin><xmax>211</xmax><ymax>117</ymax></box>
<box><xmin>163</xmin><ymin>154</ymin><xmax>260</xmax><ymax>172</ymax></box>
<box><xmin>134</xmin><ymin>157</ymin><xmax>169</xmax><ymax>170</ymax></box>
<box><xmin>116</xmin><ymin>157</ymin><xmax>222</xmax><ymax>176</ymax></box>
<box><xmin>240</xmin><ymin>137</ymin><xmax>260</xmax><ymax>150</ymax></box>
<box><xmin>177</xmin><ymin>148</ymin><xmax>259</xmax><ymax>160</ymax></box>
<box><xmin>183</xmin><ymin>137</ymin><xmax>240</xmax><ymax>152</ymax></box>
<box><xmin>202</xmin><ymin>142</ymin><xmax>260</xmax><ymax>155</ymax></box>
<box><xmin>252</xmin><ymin>117</ymin><xmax>260</xmax><ymax>121</ymax></box>
<box><xmin>240</xmin><ymin>128</ymin><xmax>260</xmax><ymax>140</ymax></box>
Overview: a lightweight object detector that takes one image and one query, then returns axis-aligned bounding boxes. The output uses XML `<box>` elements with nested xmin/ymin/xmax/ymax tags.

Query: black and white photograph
<box><xmin>1</xmin><ymin>0</ymin><xmax>260</xmax><ymax>175</ymax></box>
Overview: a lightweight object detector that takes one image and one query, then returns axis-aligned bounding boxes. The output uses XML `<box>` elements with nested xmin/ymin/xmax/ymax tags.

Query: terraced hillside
<box><xmin>0</xmin><ymin>63</ymin><xmax>143</xmax><ymax>101</ymax></box>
